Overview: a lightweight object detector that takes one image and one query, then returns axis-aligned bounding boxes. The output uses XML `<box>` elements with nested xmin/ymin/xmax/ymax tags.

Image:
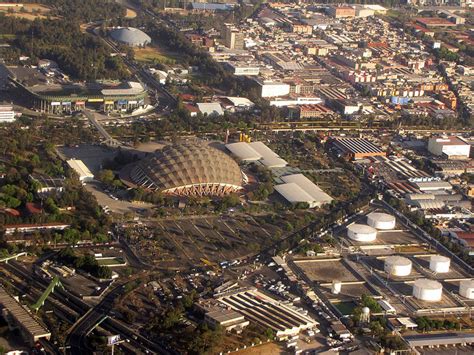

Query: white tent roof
<box><xmin>225</xmin><ymin>142</ymin><xmax>262</xmax><ymax>161</ymax></box>
<box><xmin>197</xmin><ymin>102</ymin><xmax>224</xmax><ymax>116</ymax></box>
<box><xmin>226</xmin><ymin>97</ymin><xmax>254</xmax><ymax>107</ymax></box>
<box><xmin>274</xmin><ymin>183</ymin><xmax>315</xmax><ymax>205</ymax></box>
<box><xmin>281</xmin><ymin>173</ymin><xmax>332</xmax><ymax>203</ymax></box>
<box><xmin>261</xmin><ymin>156</ymin><xmax>288</xmax><ymax>168</ymax></box>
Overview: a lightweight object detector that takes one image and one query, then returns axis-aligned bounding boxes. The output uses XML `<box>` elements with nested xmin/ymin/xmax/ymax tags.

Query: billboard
<box><xmin>107</xmin><ymin>335</ymin><xmax>121</xmax><ymax>346</ymax></box>
<box><xmin>51</xmin><ymin>102</ymin><xmax>60</xmax><ymax>106</ymax></box>
<box><xmin>88</xmin><ymin>98</ymin><xmax>103</xmax><ymax>103</ymax></box>
<box><xmin>118</xmin><ymin>100</ymin><xmax>128</xmax><ymax>105</ymax></box>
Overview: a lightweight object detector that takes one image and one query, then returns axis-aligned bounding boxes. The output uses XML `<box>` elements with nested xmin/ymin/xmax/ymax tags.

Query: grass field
<box><xmin>0</xmin><ymin>4</ymin><xmax>53</xmax><ymax>20</ymax></box>
<box><xmin>133</xmin><ymin>46</ymin><xmax>177</xmax><ymax>65</ymax></box>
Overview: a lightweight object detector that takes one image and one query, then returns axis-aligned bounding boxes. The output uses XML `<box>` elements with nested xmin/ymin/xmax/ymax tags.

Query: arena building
<box><xmin>109</xmin><ymin>27</ymin><xmax>152</xmax><ymax>47</ymax></box>
<box><xmin>3</xmin><ymin>65</ymin><xmax>146</xmax><ymax>114</ymax></box>
<box><xmin>126</xmin><ymin>140</ymin><xmax>244</xmax><ymax>197</ymax></box>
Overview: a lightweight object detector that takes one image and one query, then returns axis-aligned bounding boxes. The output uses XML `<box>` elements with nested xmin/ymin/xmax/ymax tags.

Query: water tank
<box><xmin>429</xmin><ymin>255</ymin><xmax>450</xmax><ymax>273</ymax></box>
<box><xmin>384</xmin><ymin>256</ymin><xmax>412</xmax><ymax>277</ymax></box>
<box><xmin>459</xmin><ymin>280</ymin><xmax>474</xmax><ymax>300</ymax></box>
<box><xmin>347</xmin><ymin>224</ymin><xmax>377</xmax><ymax>242</ymax></box>
<box><xmin>412</xmin><ymin>279</ymin><xmax>443</xmax><ymax>302</ymax></box>
<box><xmin>331</xmin><ymin>280</ymin><xmax>342</xmax><ymax>295</ymax></box>
<box><xmin>367</xmin><ymin>212</ymin><xmax>396</xmax><ymax>230</ymax></box>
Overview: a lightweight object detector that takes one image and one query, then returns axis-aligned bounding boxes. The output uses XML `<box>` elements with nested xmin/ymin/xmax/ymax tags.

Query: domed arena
<box><xmin>128</xmin><ymin>141</ymin><xmax>243</xmax><ymax>197</ymax></box>
<box><xmin>109</xmin><ymin>27</ymin><xmax>151</xmax><ymax>47</ymax></box>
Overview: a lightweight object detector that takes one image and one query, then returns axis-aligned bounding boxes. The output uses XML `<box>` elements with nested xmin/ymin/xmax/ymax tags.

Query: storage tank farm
<box><xmin>412</xmin><ymin>279</ymin><xmax>443</xmax><ymax>302</ymax></box>
<box><xmin>347</xmin><ymin>224</ymin><xmax>377</xmax><ymax>242</ymax></box>
<box><xmin>459</xmin><ymin>280</ymin><xmax>474</xmax><ymax>300</ymax></box>
<box><xmin>384</xmin><ymin>256</ymin><xmax>412</xmax><ymax>277</ymax></box>
<box><xmin>367</xmin><ymin>212</ymin><xmax>396</xmax><ymax>230</ymax></box>
<box><xmin>429</xmin><ymin>255</ymin><xmax>451</xmax><ymax>273</ymax></box>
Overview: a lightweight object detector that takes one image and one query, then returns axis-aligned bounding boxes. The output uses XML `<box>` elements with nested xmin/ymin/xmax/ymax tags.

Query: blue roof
<box><xmin>191</xmin><ymin>3</ymin><xmax>233</xmax><ymax>10</ymax></box>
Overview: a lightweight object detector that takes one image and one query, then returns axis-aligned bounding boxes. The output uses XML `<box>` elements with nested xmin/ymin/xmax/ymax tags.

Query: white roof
<box><xmin>281</xmin><ymin>174</ymin><xmax>332</xmax><ymax>203</ymax></box>
<box><xmin>197</xmin><ymin>102</ymin><xmax>224</xmax><ymax>116</ymax></box>
<box><xmin>414</xmin><ymin>181</ymin><xmax>452</xmax><ymax>191</ymax></box>
<box><xmin>248</xmin><ymin>141</ymin><xmax>280</xmax><ymax>159</ymax></box>
<box><xmin>66</xmin><ymin>159</ymin><xmax>94</xmax><ymax>179</ymax></box>
<box><xmin>225</xmin><ymin>142</ymin><xmax>262</xmax><ymax>161</ymax></box>
<box><xmin>274</xmin><ymin>183</ymin><xmax>315</xmax><ymax>205</ymax></box>
<box><xmin>261</xmin><ymin>156</ymin><xmax>288</xmax><ymax>168</ymax></box>
<box><xmin>225</xmin><ymin>141</ymin><xmax>287</xmax><ymax>167</ymax></box>
<box><xmin>226</xmin><ymin>97</ymin><xmax>254</xmax><ymax>107</ymax></box>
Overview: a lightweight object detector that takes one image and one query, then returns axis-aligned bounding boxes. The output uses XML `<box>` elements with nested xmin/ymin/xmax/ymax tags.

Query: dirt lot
<box><xmin>1</xmin><ymin>4</ymin><xmax>53</xmax><ymax>20</ymax></box>
<box><xmin>295</xmin><ymin>259</ymin><xmax>361</xmax><ymax>283</ymax></box>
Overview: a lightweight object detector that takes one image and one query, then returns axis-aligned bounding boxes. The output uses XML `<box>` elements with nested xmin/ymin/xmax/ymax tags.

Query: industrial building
<box><xmin>0</xmin><ymin>104</ymin><xmax>16</xmax><ymax>122</ymax></box>
<box><xmin>66</xmin><ymin>159</ymin><xmax>94</xmax><ymax>182</ymax></box>
<box><xmin>255</xmin><ymin>80</ymin><xmax>290</xmax><ymax>98</ymax></box>
<box><xmin>223</xmin><ymin>24</ymin><xmax>245</xmax><ymax>50</ymax></box>
<box><xmin>109</xmin><ymin>27</ymin><xmax>151</xmax><ymax>47</ymax></box>
<box><xmin>427</xmin><ymin>136</ymin><xmax>471</xmax><ymax>159</ymax></box>
<box><xmin>225</xmin><ymin>141</ymin><xmax>288</xmax><ymax>168</ymax></box>
<box><xmin>217</xmin><ymin>288</ymin><xmax>318</xmax><ymax>340</ymax></box>
<box><xmin>275</xmin><ymin>173</ymin><xmax>333</xmax><ymax>208</ymax></box>
<box><xmin>332</xmin><ymin>138</ymin><xmax>385</xmax><ymax>160</ymax></box>
<box><xmin>128</xmin><ymin>140</ymin><xmax>243</xmax><ymax>197</ymax></box>
<box><xmin>326</xmin><ymin>5</ymin><xmax>356</xmax><ymax>18</ymax></box>
<box><xmin>0</xmin><ymin>287</ymin><xmax>51</xmax><ymax>345</ymax></box>
<box><xmin>2</xmin><ymin>65</ymin><xmax>146</xmax><ymax>114</ymax></box>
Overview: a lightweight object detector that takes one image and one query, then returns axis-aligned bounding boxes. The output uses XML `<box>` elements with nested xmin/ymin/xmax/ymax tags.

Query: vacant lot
<box><xmin>134</xmin><ymin>46</ymin><xmax>177</xmax><ymax>65</ymax></box>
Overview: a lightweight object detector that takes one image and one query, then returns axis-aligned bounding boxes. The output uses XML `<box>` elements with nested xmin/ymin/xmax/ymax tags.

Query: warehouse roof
<box><xmin>414</xmin><ymin>181</ymin><xmax>453</xmax><ymax>191</ymax></box>
<box><xmin>225</xmin><ymin>141</ymin><xmax>287</xmax><ymax>167</ymax></box>
<box><xmin>197</xmin><ymin>102</ymin><xmax>224</xmax><ymax>116</ymax></box>
<box><xmin>333</xmin><ymin>138</ymin><xmax>384</xmax><ymax>154</ymax></box>
<box><xmin>281</xmin><ymin>174</ymin><xmax>332</xmax><ymax>204</ymax></box>
<box><xmin>275</xmin><ymin>183</ymin><xmax>315</xmax><ymax>206</ymax></box>
<box><xmin>404</xmin><ymin>333</ymin><xmax>474</xmax><ymax>347</ymax></box>
<box><xmin>225</xmin><ymin>142</ymin><xmax>262</xmax><ymax>161</ymax></box>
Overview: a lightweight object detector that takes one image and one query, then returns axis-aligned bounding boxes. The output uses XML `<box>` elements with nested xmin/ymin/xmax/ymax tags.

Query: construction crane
<box><xmin>31</xmin><ymin>276</ymin><xmax>64</xmax><ymax>312</ymax></box>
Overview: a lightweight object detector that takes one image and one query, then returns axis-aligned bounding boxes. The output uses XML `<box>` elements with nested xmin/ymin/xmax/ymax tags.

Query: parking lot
<box><xmin>127</xmin><ymin>214</ymin><xmax>284</xmax><ymax>268</ymax></box>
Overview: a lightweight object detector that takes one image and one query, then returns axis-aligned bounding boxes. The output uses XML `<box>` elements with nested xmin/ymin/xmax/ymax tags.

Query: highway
<box><xmin>83</xmin><ymin>110</ymin><xmax>121</xmax><ymax>147</ymax></box>
<box><xmin>1</xmin><ymin>261</ymin><xmax>167</xmax><ymax>354</ymax></box>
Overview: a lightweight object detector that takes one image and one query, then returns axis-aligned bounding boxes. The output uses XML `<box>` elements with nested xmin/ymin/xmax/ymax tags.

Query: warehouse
<box><xmin>332</xmin><ymin>138</ymin><xmax>385</xmax><ymax>160</ymax></box>
<box><xmin>276</xmin><ymin>173</ymin><xmax>333</xmax><ymax>208</ymax></box>
<box><xmin>427</xmin><ymin>136</ymin><xmax>471</xmax><ymax>160</ymax></box>
<box><xmin>66</xmin><ymin>159</ymin><xmax>94</xmax><ymax>182</ymax></box>
<box><xmin>225</xmin><ymin>141</ymin><xmax>288</xmax><ymax>168</ymax></box>
<box><xmin>218</xmin><ymin>288</ymin><xmax>318</xmax><ymax>340</ymax></box>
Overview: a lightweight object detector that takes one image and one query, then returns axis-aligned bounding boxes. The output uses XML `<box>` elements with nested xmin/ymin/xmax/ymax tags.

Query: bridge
<box><xmin>0</xmin><ymin>252</ymin><xmax>28</xmax><ymax>263</ymax></box>
<box><xmin>31</xmin><ymin>276</ymin><xmax>64</xmax><ymax>312</ymax></box>
<box><xmin>83</xmin><ymin>110</ymin><xmax>121</xmax><ymax>147</ymax></box>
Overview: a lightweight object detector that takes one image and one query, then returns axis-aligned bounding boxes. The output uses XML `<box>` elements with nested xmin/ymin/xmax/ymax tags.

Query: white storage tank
<box><xmin>331</xmin><ymin>280</ymin><xmax>342</xmax><ymax>295</ymax></box>
<box><xmin>347</xmin><ymin>224</ymin><xmax>377</xmax><ymax>242</ymax></box>
<box><xmin>412</xmin><ymin>279</ymin><xmax>443</xmax><ymax>302</ymax></box>
<box><xmin>384</xmin><ymin>256</ymin><xmax>412</xmax><ymax>277</ymax></box>
<box><xmin>459</xmin><ymin>280</ymin><xmax>474</xmax><ymax>300</ymax></box>
<box><xmin>429</xmin><ymin>255</ymin><xmax>451</xmax><ymax>273</ymax></box>
<box><xmin>367</xmin><ymin>212</ymin><xmax>396</xmax><ymax>230</ymax></box>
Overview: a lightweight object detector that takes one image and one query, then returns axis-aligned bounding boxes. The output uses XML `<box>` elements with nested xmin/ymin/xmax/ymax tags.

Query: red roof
<box><xmin>25</xmin><ymin>202</ymin><xmax>42</xmax><ymax>215</ymax></box>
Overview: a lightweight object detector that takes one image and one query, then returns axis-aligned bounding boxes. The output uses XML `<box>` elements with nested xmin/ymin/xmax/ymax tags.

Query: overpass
<box><xmin>83</xmin><ymin>110</ymin><xmax>121</xmax><ymax>147</ymax></box>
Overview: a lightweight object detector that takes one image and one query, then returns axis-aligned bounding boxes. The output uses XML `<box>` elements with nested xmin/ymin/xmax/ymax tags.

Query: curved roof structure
<box><xmin>110</xmin><ymin>27</ymin><xmax>151</xmax><ymax>47</ymax></box>
<box><xmin>130</xmin><ymin>141</ymin><xmax>243</xmax><ymax>196</ymax></box>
